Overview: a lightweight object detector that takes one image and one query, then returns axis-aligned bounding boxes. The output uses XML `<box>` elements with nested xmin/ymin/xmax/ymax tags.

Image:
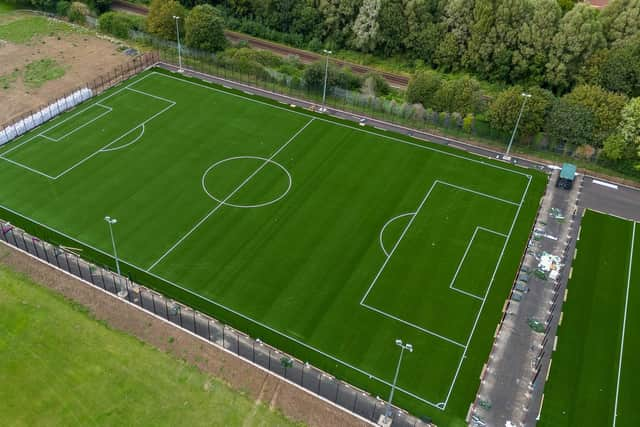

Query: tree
<box><xmin>185</xmin><ymin>4</ymin><xmax>226</xmax><ymax>52</ymax></box>
<box><xmin>435</xmin><ymin>0</ymin><xmax>475</xmax><ymax>72</ymax></box>
<box><xmin>375</xmin><ymin>0</ymin><xmax>408</xmax><ymax>56</ymax></box>
<box><xmin>600</xmin><ymin>0</ymin><xmax>640</xmax><ymax>44</ymax></box>
<box><xmin>488</xmin><ymin>86</ymin><xmax>554</xmax><ymax>138</ymax></box>
<box><xmin>319</xmin><ymin>0</ymin><xmax>362</xmax><ymax>48</ymax></box>
<box><xmin>620</xmin><ymin>98</ymin><xmax>640</xmax><ymax>167</ymax></box>
<box><xmin>546</xmin><ymin>3</ymin><xmax>606</xmax><ymax>92</ymax></box>
<box><xmin>546</xmin><ymin>99</ymin><xmax>595</xmax><ymax>147</ymax></box>
<box><xmin>406</xmin><ymin>71</ymin><xmax>441</xmax><ymax>106</ymax></box>
<box><xmin>602</xmin><ymin>97</ymin><xmax>640</xmax><ymax>164</ymax></box>
<box><xmin>351</xmin><ymin>0</ymin><xmax>381</xmax><ymax>52</ymax></box>
<box><xmin>464</xmin><ymin>0</ymin><xmax>531</xmax><ymax>82</ymax></box>
<box><xmin>581</xmin><ymin>36</ymin><xmax>640</xmax><ymax>97</ymax></box>
<box><xmin>513</xmin><ymin>0</ymin><xmax>562</xmax><ymax>84</ymax></box>
<box><xmin>402</xmin><ymin>0</ymin><xmax>443</xmax><ymax>62</ymax></box>
<box><xmin>290</xmin><ymin>1</ymin><xmax>323</xmax><ymax>41</ymax></box>
<box><xmin>147</xmin><ymin>0</ymin><xmax>186</xmax><ymax>41</ymax></box>
<box><xmin>563</xmin><ymin>84</ymin><xmax>627</xmax><ymax>146</ymax></box>
<box><xmin>432</xmin><ymin>77</ymin><xmax>484</xmax><ymax>114</ymax></box>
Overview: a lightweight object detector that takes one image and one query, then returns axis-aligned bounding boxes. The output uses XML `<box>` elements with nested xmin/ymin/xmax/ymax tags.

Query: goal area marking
<box><xmin>0</xmin><ymin>74</ymin><xmax>175</xmax><ymax>180</ymax></box>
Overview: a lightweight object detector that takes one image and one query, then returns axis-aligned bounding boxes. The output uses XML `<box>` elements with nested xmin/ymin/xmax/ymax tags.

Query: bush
<box><xmin>364</xmin><ymin>72</ymin><xmax>390</xmax><ymax>96</ymax></box>
<box><xmin>303</xmin><ymin>61</ymin><xmax>363</xmax><ymax>92</ymax></box>
<box><xmin>87</xmin><ymin>0</ymin><xmax>112</xmax><ymax>14</ymax></box>
<box><xmin>98</xmin><ymin>11</ymin><xmax>144</xmax><ymax>38</ymax></box>
<box><xmin>67</xmin><ymin>2</ymin><xmax>88</xmax><ymax>24</ymax></box>
<box><xmin>406</xmin><ymin>71</ymin><xmax>441</xmax><ymax>107</ymax></box>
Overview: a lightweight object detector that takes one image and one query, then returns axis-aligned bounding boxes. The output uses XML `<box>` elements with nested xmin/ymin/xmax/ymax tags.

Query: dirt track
<box><xmin>112</xmin><ymin>0</ymin><xmax>410</xmax><ymax>88</ymax></box>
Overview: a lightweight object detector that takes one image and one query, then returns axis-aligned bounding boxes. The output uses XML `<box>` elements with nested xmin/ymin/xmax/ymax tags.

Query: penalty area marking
<box><xmin>202</xmin><ymin>156</ymin><xmax>292</xmax><ymax>208</ymax></box>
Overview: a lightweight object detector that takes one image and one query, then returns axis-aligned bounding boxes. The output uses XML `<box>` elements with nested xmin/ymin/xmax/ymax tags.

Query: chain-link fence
<box><xmin>0</xmin><ymin>221</ymin><xmax>432</xmax><ymax>427</ymax></box>
<box><xmin>0</xmin><ymin>51</ymin><xmax>159</xmax><ymax>137</ymax></box>
<box><xmin>144</xmin><ymin>40</ymin><xmax>640</xmax><ymax>180</ymax></box>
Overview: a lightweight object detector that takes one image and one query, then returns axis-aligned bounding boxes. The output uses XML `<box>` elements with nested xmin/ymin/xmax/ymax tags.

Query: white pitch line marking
<box><xmin>147</xmin><ymin>118</ymin><xmax>315</xmax><ymax>271</ymax></box>
<box><xmin>613</xmin><ymin>221</ymin><xmax>636</xmax><ymax>427</ymax></box>
<box><xmin>379</xmin><ymin>212</ymin><xmax>416</xmax><ymax>257</ymax></box>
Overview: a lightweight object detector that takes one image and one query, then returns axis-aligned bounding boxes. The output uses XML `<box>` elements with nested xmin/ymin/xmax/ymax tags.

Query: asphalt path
<box><xmin>157</xmin><ymin>62</ymin><xmax>640</xmax><ymax>222</ymax></box>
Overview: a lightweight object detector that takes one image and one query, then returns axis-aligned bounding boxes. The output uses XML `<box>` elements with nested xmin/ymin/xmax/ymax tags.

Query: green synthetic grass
<box><xmin>0</xmin><ymin>261</ymin><xmax>299</xmax><ymax>426</ymax></box>
<box><xmin>23</xmin><ymin>58</ymin><xmax>66</xmax><ymax>88</ymax></box>
<box><xmin>0</xmin><ymin>68</ymin><xmax>546</xmax><ymax>425</ymax></box>
<box><xmin>0</xmin><ymin>15</ymin><xmax>74</xmax><ymax>44</ymax></box>
<box><xmin>539</xmin><ymin>210</ymin><xmax>639</xmax><ymax>426</ymax></box>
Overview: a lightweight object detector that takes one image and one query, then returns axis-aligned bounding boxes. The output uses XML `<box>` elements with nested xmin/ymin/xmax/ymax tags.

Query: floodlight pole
<box><xmin>503</xmin><ymin>92</ymin><xmax>532</xmax><ymax>161</ymax></box>
<box><xmin>384</xmin><ymin>339</ymin><xmax>413</xmax><ymax>423</ymax></box>
<box><xmin>173</xmin><ymin>15</ymin><xmax>183</xmax><ymax>72</ymax></box>
<box><xmin>104</xmin><ymin>216</ymin><xmax>120</xmax><ymax>275</ymax></box>
<box><xmin>320</xmin><ymin>49</ymin><xmax>332</xmax><ymax>113</ymax></box>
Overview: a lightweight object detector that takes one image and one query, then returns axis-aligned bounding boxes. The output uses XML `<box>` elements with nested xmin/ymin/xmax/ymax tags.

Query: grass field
<box><xmin>0</xmin><ymin>68</ymin><xmax>545</xmax><ymax>424</ymax></box>
<box><xmin>0</xmin><ymin>1</ymin><xmax>16</xmax><ymax>14</ymax></box>
<box><xmin>0</xmin><ymin>261</ymin><xmax>298</xmax><ymax>426</ymax></box>
<box><xmin>539</xmin><ymin>210</ymin><xmax>639</xmax><ymax>426</ymax></box>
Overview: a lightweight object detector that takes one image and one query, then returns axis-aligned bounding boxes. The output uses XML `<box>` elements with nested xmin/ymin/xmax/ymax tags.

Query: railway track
<box><xmin>112</xmin><ymin>0</ymin><xmax>410</xmax><ymax>88</ymax></box>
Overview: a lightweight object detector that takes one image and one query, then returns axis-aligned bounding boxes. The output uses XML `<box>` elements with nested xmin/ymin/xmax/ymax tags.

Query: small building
<box><xmin>556</xmin><ymin>163</ymin><xmax>576</xmax><ymax>190</ymax></box>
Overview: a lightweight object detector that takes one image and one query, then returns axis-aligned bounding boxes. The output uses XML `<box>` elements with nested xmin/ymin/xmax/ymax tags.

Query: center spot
<box><xmin>202</xmin><ymin>156</ymin><xmax>292</xmax><ymax>208</ymax></box>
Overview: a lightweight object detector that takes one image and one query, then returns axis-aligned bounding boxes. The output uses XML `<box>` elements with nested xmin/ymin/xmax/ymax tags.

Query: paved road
<box><xmin>579</xmin><ymin>177</ymin><xmax>640</xmax><ymax>221</ymax></box>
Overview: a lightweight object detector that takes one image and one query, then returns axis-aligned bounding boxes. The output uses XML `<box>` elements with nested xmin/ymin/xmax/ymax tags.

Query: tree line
<box><xmin>6</xmin><ymin>0</ymin><xmax>640</xmax><ymax>173</ymax></box>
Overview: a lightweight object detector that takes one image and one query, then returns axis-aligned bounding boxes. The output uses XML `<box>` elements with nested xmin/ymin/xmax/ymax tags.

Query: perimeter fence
<box><xmin>0</xmin><ymin>51</ymin><xmax>159</xmax><ymax>137</ymax></box>
<box><xmin>0</xmin><ymin>221</ymin><xmax>432</xmax><ymax>427</ymax></box>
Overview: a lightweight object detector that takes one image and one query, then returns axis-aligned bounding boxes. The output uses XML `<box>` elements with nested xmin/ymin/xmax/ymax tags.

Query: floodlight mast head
<box><xmin>395</xmin><ymin>339</ymin><xmax>403</xmax><ymax>346</ymax></box>
<box><xmin>172</xmin><ymin>16</ymin><xmax>183</xmax><ymax>72</ymax></box>
<box><xmin>104</xmin><ymin>216</ymin><xmax>117</xmax><ymax>224</ymax></box>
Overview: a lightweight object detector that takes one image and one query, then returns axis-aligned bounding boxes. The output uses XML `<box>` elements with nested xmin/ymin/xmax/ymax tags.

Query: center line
<box><xmin>147</xmin><ymin>118</ymin><xmax>314</xmax><ymax>271</ymax></box>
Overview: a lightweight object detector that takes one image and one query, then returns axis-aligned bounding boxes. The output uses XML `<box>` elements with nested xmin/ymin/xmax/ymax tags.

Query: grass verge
<box><xmin>0</xmin><ymin>258</ymin><xmax>299</xmax><ymax>427</ymax></box>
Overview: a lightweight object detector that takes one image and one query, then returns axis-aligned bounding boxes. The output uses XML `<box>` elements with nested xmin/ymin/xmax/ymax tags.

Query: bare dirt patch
<box><xmin>0</xmin><ymin>24</ymin><xmax>130</xmax><ymax>123</ymax></box>
<box><xmin>0</xmin><ymin>242</ymin><xmax>369</xmax><ymax>427</ymax></box>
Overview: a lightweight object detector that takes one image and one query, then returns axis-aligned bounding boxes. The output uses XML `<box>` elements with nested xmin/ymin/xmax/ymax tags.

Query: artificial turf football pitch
<box><xmin>539</xmin><ymin>210</ymin><xmax>639</xmax><ymax>427</ymax></box>
<box><xmin>0</xmin><ymin>68</ymin><xmax>545</xmax><ymax>424</ymax></box>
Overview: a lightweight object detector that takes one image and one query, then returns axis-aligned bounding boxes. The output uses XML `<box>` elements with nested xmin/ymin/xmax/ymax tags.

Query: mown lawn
<box><xmin>0</xmin><ymin>261</ymin><xmax>299</xmax><ymax>427</ymax></box>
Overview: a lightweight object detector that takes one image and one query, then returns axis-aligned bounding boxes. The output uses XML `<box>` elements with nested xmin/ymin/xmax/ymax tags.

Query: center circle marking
<box><xmin>201</xmin><ymin>156</ymin><xmax>292</xmax><ymax>208</ymax></box>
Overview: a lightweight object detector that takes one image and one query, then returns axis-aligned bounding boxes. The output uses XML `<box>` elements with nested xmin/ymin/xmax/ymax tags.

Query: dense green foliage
<box><xmin>184</xmin><ymin>4</ymin><xmax>226</xmax><ymax>52</ymax></box>
<box><xmin>0</xmin><ymin>260</ymin><xmax>299</xmax><ymax>426</ymax></box>
<box><xmin>302</xmin><ymin>60</ymin><xmax>363</xmax><ymax>91</ymax></box>
<box><xmin>210</xmin><ymin>0</ymin><xmax>640</xmax><ymax>94</ymax></box>
<box><xmin>488</xmin><ymin>86</ymin><xmax>554</xmax><ymax>138</ymax></box>
<box><xmin>98</xmin><ymin>11</ymin><xmax>145</xmax><ymax>38</ymax></box>
<box><xmin>147</xmin><ymin>0</ymin><xmax>185</xmax><ymax>41</ymax></box>
<box><xmin>0</xmin><ymin>68</ymin><xmax>545</xmax><ymax>425</ymax></box>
